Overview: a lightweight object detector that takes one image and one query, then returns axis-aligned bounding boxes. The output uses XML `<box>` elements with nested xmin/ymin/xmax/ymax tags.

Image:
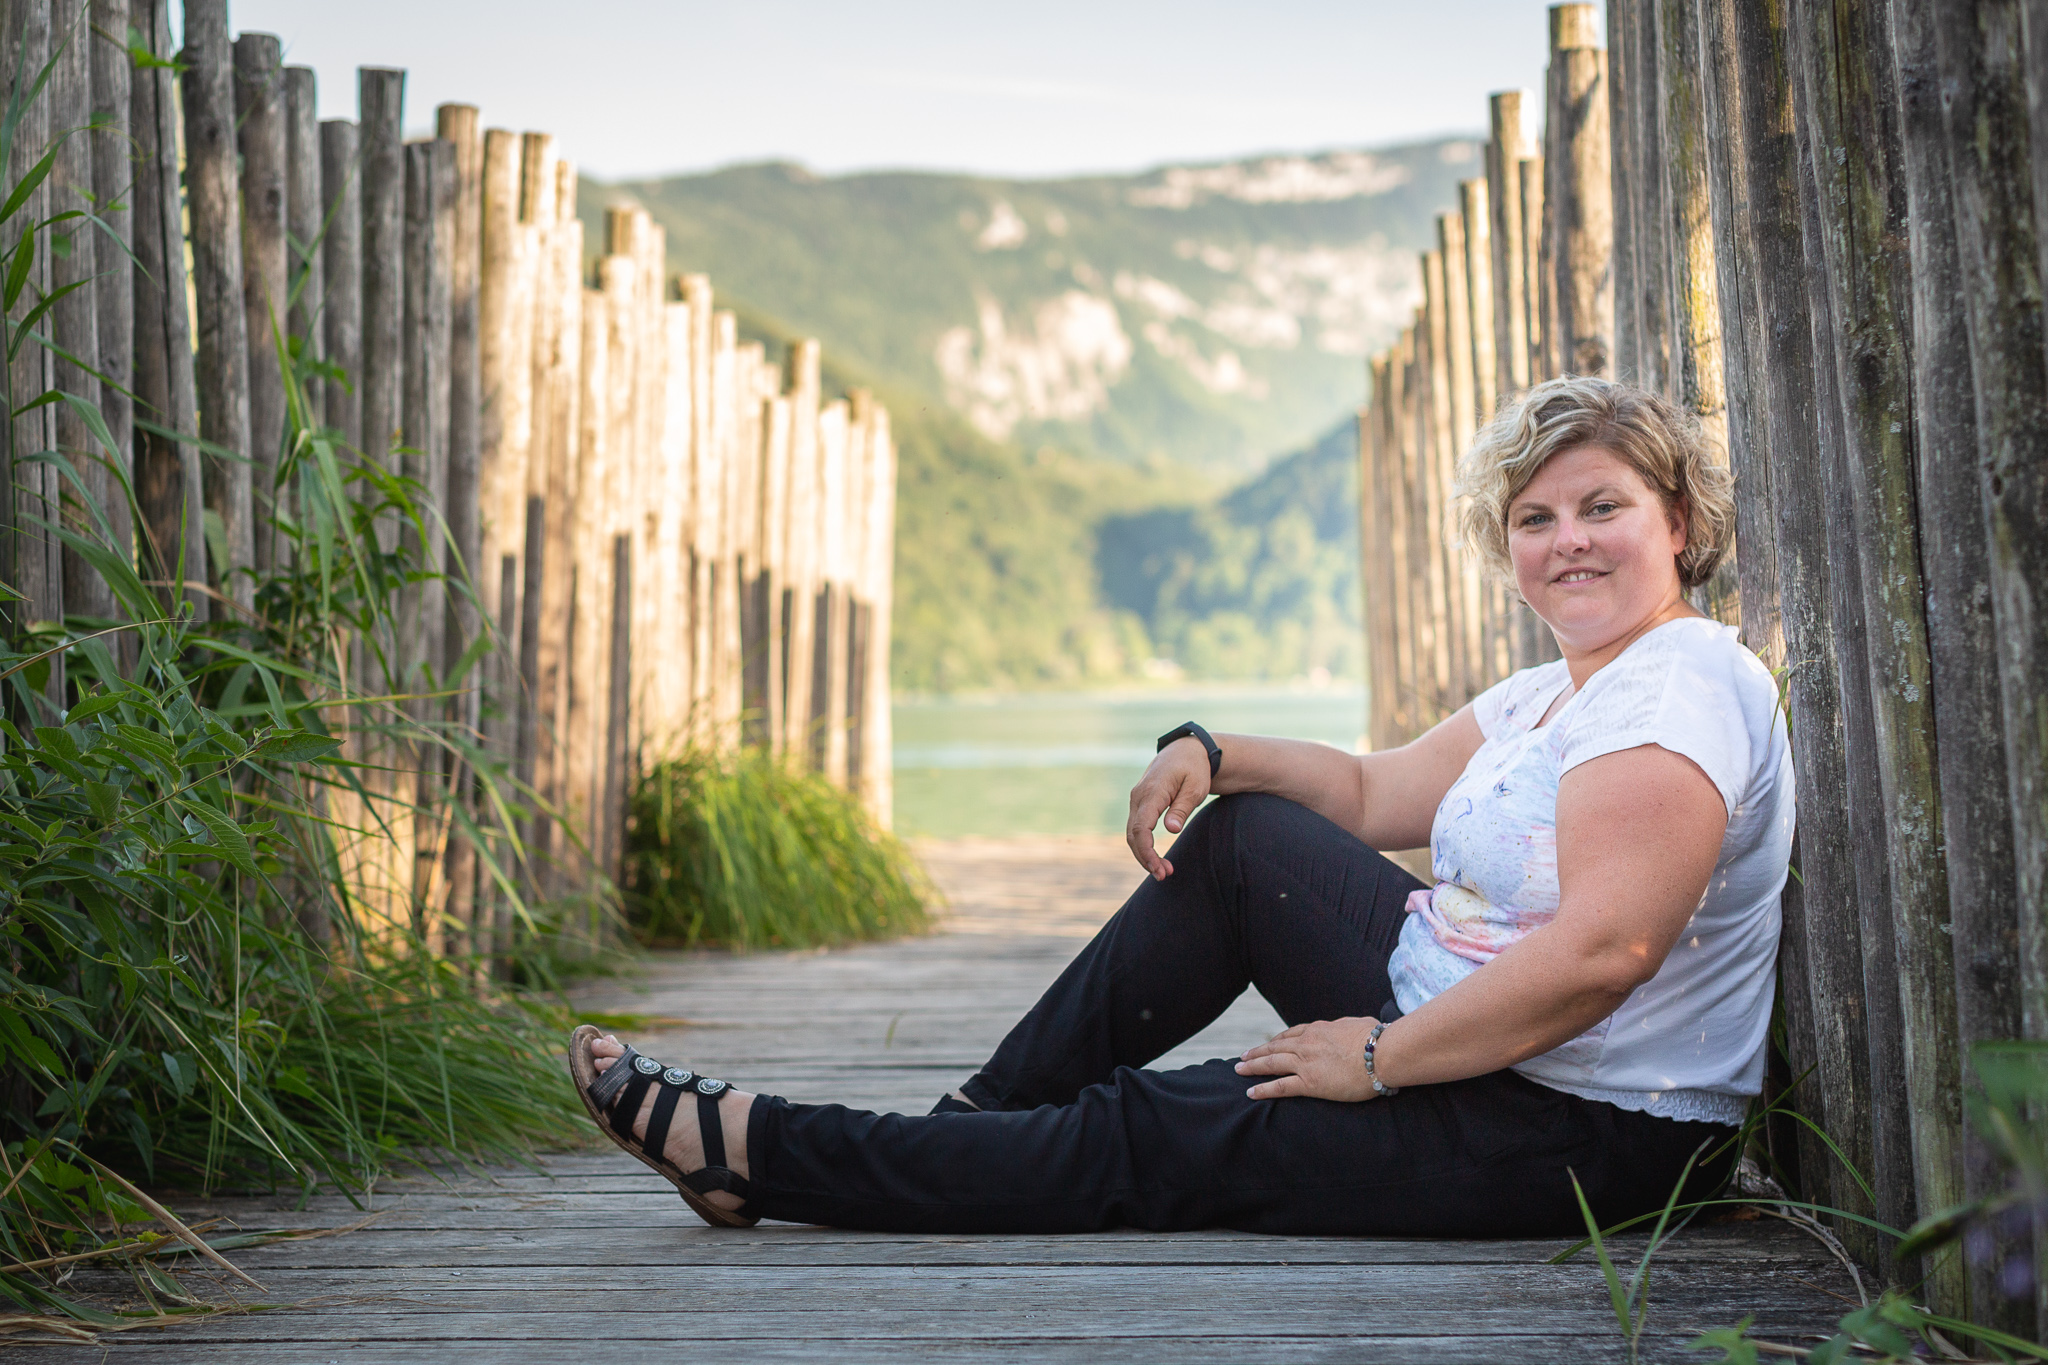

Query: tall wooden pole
<box><xmin>358</xmin><ymin>68</ymin><xmax>405</xmax><ymax>528</ymax></box>
<box><xmin>435</xmin><ymin>103</ymin><xmax>482</xmax><ymax>958</ymax></box>
<box><xmin>1487</xmin><ymin>92</ymin><xmax>1537</xmax><ymax>394</ymax></box>
<box><xmin>128</xmin><ymin>0</ymin><xmax>205</xmax><ymax>620</ymax></box>
<box><xmin>2008</xmin><ymin>0</ymin><xmax>2048</xmax><ymax>1081</ymax></box>
<box><xmin>781</xmin><ymin>340</ymin><xmax>821</xmax><ymax>762</ymax></box>
<box><xmin>47</xmin><ymin>0</ymin><xmax>103</xmax><ymax>626</ymax></box>
<box><xmin>749</xmin><ymin>393</ymin><xmax>790</xmax><ymax>753</ymax></box>
<box><xmin>1607</xmin><ymin>0</ymin><xmax>1640</xmax><ymax>384</ymax></box>
<box><xmin>1519</xmin><ymin>156</ymin><xmax>1549</xmax><ymax>385</ymax></box>
<box><xmin>283</xmin><ymin>67</ymin><xmax>321</xmax><ymax>417</ymax></box>
<box><xmin>234</xmin><ymin>32</ymin><xmax>286</xmax><ymax>574</ymax></box>
<box><xmin>1547</xmin><ymin>7</ymin><xmax>1614</xmax><ymax>376</ymax></box>
<box><xmin>87</xmin><ymin>0</ymin><xmax>133</xmax><ymax>621</ymax></box>
<box><xmin>1724</xmin><ymin>0</ymin><xmax>1873</xmax><ymax>1259</ymax></box>
<box><xmin>181</xmin><ymin>0</ymin><xmax>254</xmax><ymax>611</ymax></box>
<box><xmin>320</xmin><ymin>119</ymin><xmax>362</xmax><ymax>453</ymax></box>
<box><xmin>1791</xmin><ymin>0</ymin><xmax>1964</xmax><ymax>1308</ymax></box>
<box><xmin>567</xmin><ymin>283</ymin><xmax>610</xmax><ymax>882</ymax></box>
<box><xmin>1388</xmin><ymin>328</ymin><xmax>1417</xmax><ymax>738</ymax></box>
<box><xmin>1896</xmin><ymin>0</ymin><xmax>2035</xmax><ymax>1332</ymax></box>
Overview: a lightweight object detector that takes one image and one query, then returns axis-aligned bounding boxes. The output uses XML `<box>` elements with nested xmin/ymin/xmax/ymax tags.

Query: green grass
<box><xmin>623</xmin><ymin>750</ymin><xmax>934</xmax><ymax>950</ymax></box>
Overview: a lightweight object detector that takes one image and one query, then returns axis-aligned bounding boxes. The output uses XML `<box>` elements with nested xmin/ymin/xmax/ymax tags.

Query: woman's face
<box><xmin>1507</xmin><ymin>444</ymin><xmax>1688</xmax><ymax>653</ymax></box>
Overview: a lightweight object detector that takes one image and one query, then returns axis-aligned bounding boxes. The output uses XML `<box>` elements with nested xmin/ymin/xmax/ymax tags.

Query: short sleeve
<box><xmin>1473</xmin><ymin>660</ymin><xmax>1571</xmax><ymax>739</ymax></box>
<box><xmin>1556</xmin><ymin>622</ymin><xmax>1770</xmax><ymax>817</ymax></box>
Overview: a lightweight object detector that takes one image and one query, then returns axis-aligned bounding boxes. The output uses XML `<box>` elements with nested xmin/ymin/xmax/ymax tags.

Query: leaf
<box><xmin>1685</xmin><ymin>1317</ymin><xmax>1757</xmax><ymax>1365</ymax></box>
<box><xmin>32</xmin><ymin>726</ymin><xmax>81</xmax><ymax>762</ymax></box>
<box><xmin>250</xmin><ymin>730</ymin><xmax>342</xmax><ymax>765</ymax></box>
<box><xmin>0</xmin><ymin>140</ymin><xmax>58</xmax><ymax>230</ymax></box>
<box><xmin>174</xmin><ymin>799</ymin><xmax>257</xmax><ymax>875</ymax></box>
<box><xmin>66</xmin><ymin>691</ymin><xmax>123</xmax><ymax>723</ymax></box>
<box><xmin>3</xmin><ymin>221</ymin><xmax>35</xmax><ymax>309</ymax></box>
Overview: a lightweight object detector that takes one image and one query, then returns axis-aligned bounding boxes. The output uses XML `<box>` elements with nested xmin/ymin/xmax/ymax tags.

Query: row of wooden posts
<box><xmin>0</xmin><ymin>0</ymin><xmax>898</xmax><ymax>951</ymax></box>
<box><xmin>1359</xmin><ymin>0</ymin><xmax>2046</xmax><ymax>1329</ymax></box>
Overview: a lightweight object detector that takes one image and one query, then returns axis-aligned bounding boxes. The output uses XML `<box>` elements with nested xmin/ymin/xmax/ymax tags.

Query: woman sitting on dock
<box><xmin>568</xmin><ymin>374</ymin><xmax>1793</xmax><ymax>1237</ymax></box>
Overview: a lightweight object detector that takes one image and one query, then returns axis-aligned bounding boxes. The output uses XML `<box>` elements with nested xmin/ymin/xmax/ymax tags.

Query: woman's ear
<box><xmin>1667</xmin><ymin>494</ymin><xmax>1691</xmax><ymax>554</ymax></box>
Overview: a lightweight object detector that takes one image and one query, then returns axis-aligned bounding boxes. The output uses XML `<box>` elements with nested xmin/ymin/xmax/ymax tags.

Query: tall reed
<box><xmin>625</xmin><ymin>748</ymin><xmax>932</xmax><ymax>950</ymax></box>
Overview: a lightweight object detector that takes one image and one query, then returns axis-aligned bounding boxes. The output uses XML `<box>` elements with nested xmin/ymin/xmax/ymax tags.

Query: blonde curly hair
<box><xmin>1454</xmin><ymin>375</ymin><xmax>1735</xmax><ymax>591</ymax></box>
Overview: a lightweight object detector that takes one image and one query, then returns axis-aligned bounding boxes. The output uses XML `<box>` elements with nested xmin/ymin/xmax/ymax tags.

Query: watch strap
<box><xmin>1156</xmin><ymin>721</ymin><xmax>1222</xmax><ymax>778</ymax></box>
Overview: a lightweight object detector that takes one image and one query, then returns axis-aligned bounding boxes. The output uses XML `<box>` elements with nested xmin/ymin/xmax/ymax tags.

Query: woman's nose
<box><xmin>1552</xmin><ymin>515</ymin><xmax>1592</xmax><ymax>551</ymax></box>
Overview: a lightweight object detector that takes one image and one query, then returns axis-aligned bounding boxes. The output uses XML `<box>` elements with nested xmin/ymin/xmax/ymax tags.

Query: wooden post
<box><xmin>706</xmin><ymin>312</ymin><xmax>739</xmax><ymax>752</ymax></box>
<box><xmin>402</xmin><ymin>138</ymin><xmax>454</xmax><ymax>921</ymax></box>
<box><xmin>128</xmin><ymin>0</ymin><xmax>205</xmax><ymax>619</ymax></box>
<box><xmin>1518</xmin><ymin>156</ymin><xmax>1549</xmax><ymax>386</ymax></box>
<box><xmin>320</xmin><ymin>119</ymin><xmax>362</xmax><ymax>452</ymax></box>
<box><xmin>1487</xmin><ymin>92</ymin><xmax>1538</xmax><ymax>394</ymax></box>
<box><xmin>781</xmin><ymin>340</ymin><xmax>821</xmax><ymax>763</ymax></box>
<box><xmin>859</xmin><ymin>403</ymin><xmax>896</xmax><ymax>824</ymax></box>
<box><xmin>1694</xmin><ymin>0</ymin><xmax>1780</xmax><ymax>664</ymax></box>
<box><xmin>814</xmin><ymin>398</ymin><xmax>850</xmax><ymax>781</ymax></box>
<box><xmin>1654</xmin><ymin>0</ymin><xmax>1737</xmax><ymax>627</ymax></box>
<box><xmin>650</xmin><ymin>285</ymin><xmax>692</xmax><ymax>755</ymax></box>
<box><xmin>1461</xmin><ymin>180</ymin><xmax>1498</xmax><ymax>426</ymax></box>
<box><xmin>843</xmin><ymin>391</ymin><xmax>872</xmax><ymax>791</ymax></box>
<box><xmin>1792</xmin><ymin>0</ymin><xmax>1965</xmax><ymax>1307</ymax></box>
<box><xmin>1615</xmin><ymin>0</ymin><xmax>1674</xmax><ymax>393</ymax></box>
<box><xmin>88</xmin><ymin>0</ymin><xmax>134</xmax><ymax>623</ymax></box>
<box><xmin>1438</xmin><ymin>212</ymin><xmax>1486</xmax><ymax>702</ymax></box>
<box><xmin>684</xmin><ymin>274</ymin><xmax>715</xmax><ymax>742</ymax></box>
<box><xmin>3</xmin><ymin>0</ymin><xmax>52</xmax><ymax>658</ymax></box>
<box><xmin>1421</xmin><ymin>256</ymin><xmax>1459</xmax><ymax>715</ymax></box>
<box><xmin>1893</xmin><ymin>0</ymin><xmax>2036</xmax><ymax>1331</ymax></box>
<box><xmin>1719</xmin><ymin>0</ymin><xmax>1875</xmax><ymax>1260</ymax></box>
<box><xmin>234</xmin><ymin>33</ymin><xmax>286</xmax><ymax>574</ymax></box>
<box><xmin>283</xmin><ymin>68</ymin><xmax>321</xmax><ymax>410</ymax></box>
<box><xmin>1606</xmin><ymin>0</ymin><xmax>1639</xmax><ymax>384</ymax></box>
<box><xmin>750</xmin><ymin>393</ymin><xmax>790</xmax><ymax>753</ymax></box>
<box><xmin>476</xmin><ymin>128</ymin><xmax>531</xmax><ymax>682</ymax></box>
<box><xmin>1547</xmin><ymin>9</ymin><xmax>1613</xmax><ymax>377</ymax></box>
<box><xmin>358</xmin><ymin>68</ymin><xmax>405</xmax><ymax>511</ymax></box>
<box><xmin>599</xmin><ymin>253</ymin><xmax>639</xmax><ymax>852</ymax></box>
<box><xmin>1362</xmin><ymin>364</ymin><xmax>1394</xmax><ymax>751</ymax></box>
<box><xmin>728</xmin><ymin>343</ymin><xmax>765</xmax><ymax>740</ymax></box>
<box><xmin>566</xmin><ymin>282</ymin><xmax>611</xmax><ymax>884</ymax></box>
<box><xmin>181</xmin><ymin>0</ymin><xmax>254</xmax><ymax>611</ymax></box>
<box><xmin>2011</xmin><ymin>0</ymin><xmax>2048</xmax><ymax>1078</ymax></box>
<box><xmin>435</xmin><ymin>103</ymin><xmax>482</xmax><ymax>958</ymax></box>
<box><xmin>514</xmin><ymin>132</ymin><xmax>564</xmax><ymax>880</ymax></box>
<box><xmin>1387</xmin><ymin>329</ymin><xmax>1416</xmax><ymax>739</ymax></box>
<box><xmin>48</xmin><ymin>0</ymin><xmax>105</xmax><ymax>626</ymax></box>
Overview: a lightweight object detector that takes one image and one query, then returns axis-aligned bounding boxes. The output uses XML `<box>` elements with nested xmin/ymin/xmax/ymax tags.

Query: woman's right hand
<box><xmin>1126</xmin><ymin>737</ymin><xmax>1213</xmax><ymax>880</ymax></box>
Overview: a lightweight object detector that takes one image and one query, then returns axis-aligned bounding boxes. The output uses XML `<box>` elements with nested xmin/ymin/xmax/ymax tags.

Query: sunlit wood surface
<box><xmin>33</xmin><ymin>837</ymin><xmax>1856</xmax><ymax>1363</ymax></box>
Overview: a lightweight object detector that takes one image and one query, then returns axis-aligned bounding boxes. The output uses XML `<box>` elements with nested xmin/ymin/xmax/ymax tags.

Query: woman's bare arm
<box><xmin>1126</xmin><ymin>708</ymin><xmax>1485</xmax><ymax>880</ymax></box>
<box><xmin>1234</xmin><ymin>742</ymin><xmax>1727</xmax><ymax>1100</ymax></box>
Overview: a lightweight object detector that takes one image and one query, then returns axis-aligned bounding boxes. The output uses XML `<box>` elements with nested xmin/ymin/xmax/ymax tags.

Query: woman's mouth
<box><xmin>1553</xmin><ymin>568</ymin><xmax>1605</xmax><ymax>585</ymax></box>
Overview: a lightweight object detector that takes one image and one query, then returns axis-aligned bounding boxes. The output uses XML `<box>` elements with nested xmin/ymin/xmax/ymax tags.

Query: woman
<box><xmin>568</xmin><ymin>375</ymin><xmax>1793</xmax><ymax>1237</ymax></box>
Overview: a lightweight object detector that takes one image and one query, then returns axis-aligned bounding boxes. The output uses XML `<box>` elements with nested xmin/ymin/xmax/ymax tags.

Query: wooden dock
<box><xmin>23</xmin><ymin>838</ymin><xmax>1858</xmax><ymax>1363</ymax></box>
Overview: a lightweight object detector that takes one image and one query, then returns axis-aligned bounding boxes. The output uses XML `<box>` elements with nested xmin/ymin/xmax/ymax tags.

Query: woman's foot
<box><xmin>590</xmin><ymin>1034</ymin><xmax>755</xmax><ymax>1215</ymax></box>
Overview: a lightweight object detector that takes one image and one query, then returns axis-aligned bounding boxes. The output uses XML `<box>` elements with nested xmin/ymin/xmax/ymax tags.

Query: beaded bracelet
<box><xmin>1363</xmin><ymin>1020</ymin><xmax>1399</xmax><ymax>1098</ymax></box>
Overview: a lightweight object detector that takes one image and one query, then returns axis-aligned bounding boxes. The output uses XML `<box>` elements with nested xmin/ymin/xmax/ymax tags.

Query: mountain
<box><xmin>582</xmin><ymin>138</ymin><xmax>1477</xmax><ymax>476</ymax></box>
<box><xmin>579</xmin><ymin>140</ymin><xmax>1467</xmax><ymax>690</ymax></box>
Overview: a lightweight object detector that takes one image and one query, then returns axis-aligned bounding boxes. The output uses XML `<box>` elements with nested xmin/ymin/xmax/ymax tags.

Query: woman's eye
<box><xmin>1516</xmin><ymin>513</ymin><xmax>1549</xmax><ymax>530</ymax></box>
<box><xmin>1588</xmin><ymin>501</ymin><xmax>1619</xmax><ymax>516</ymax></box>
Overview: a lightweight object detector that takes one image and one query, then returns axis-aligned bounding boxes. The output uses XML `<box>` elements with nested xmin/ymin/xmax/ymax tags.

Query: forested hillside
<box><xmin>600</xmin><ymin>140</ymin><xmax>1462</xmax><ymax>689</ymax></box>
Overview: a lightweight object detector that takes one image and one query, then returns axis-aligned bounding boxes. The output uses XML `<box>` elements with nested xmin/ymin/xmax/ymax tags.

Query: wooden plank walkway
<box><xmin>19</xmin><ymin>837</ymin><xmax>1858</xmax><ymax>1363</ymax></box>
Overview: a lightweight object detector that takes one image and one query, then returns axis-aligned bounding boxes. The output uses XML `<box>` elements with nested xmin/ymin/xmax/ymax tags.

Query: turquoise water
<box><xmin>892</xmin><ymin>685</ymin><xmax>1368</xmax><ymax>838</ymax></box>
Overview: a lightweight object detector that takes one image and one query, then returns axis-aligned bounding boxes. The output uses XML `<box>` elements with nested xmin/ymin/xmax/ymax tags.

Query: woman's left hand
<box><xmin>1236</xmin><ymin>1017</ymin><xmax>1384</xmax><ymax>1101</ymax></box>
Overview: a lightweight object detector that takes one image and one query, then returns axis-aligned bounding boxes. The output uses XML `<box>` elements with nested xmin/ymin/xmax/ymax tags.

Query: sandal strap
<box><xmin>641</xmin><ymin>1079</ymin><xmax>684</xmax><ymax>1161</ymax></box>
<box><xmin>696</xmin><ymin>1082</ymin><xmax>728</xmax><ymax>1167</ymax></box>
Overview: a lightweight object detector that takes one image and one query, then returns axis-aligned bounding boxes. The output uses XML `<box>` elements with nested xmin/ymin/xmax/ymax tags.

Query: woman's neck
<box><xmin>1558</xmin><ymin>596</ymin><xmax>1704</xmax><ymax>689</ymax></box>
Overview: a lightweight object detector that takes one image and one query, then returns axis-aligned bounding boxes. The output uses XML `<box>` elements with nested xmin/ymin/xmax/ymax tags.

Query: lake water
<box><xmin>892</xmin><ymin>684</ymin><xmax>1368</xmax><ymax>839</ymax></box>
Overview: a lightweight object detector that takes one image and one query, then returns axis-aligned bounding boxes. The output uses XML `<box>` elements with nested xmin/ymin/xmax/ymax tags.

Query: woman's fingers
<box><xmin>1246</xmin><ymin>1074</ymin><xmax>1308</xmax><ymax>1100</ymax></box>
<box><xmin>1235</xmin><ymin>1050</ymin><xmax>1299</xmax><ymax>1076</ymax></box>
<box><xmin>1125</xmin><ymin>783</ymin><xmax>1172</xmax><ymax>880</ymax></box>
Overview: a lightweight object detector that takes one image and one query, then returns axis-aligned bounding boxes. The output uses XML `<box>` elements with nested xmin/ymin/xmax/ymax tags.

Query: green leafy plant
<box><xmin>0</xmin><ymin>30</ymin><xmax>581</xmax><ymax>1335</ymax></box>
<box><xmin>624</xmin><ymin>747</ymin><xmax>933</xmax><ymax>950</ymax></box>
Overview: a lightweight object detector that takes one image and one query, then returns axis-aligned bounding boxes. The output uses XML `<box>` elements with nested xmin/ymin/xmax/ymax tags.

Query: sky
<box><xmin>214</xmin><ymin>1</ymin><xmax>1596</xmax><ymax>184</ymax></box>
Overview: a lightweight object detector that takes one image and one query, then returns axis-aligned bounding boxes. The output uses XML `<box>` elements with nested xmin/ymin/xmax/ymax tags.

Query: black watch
<box><xmin>1156</xmin><ymin>721</ymin><xmax>1222</xmax><ymax>778</ymax></box>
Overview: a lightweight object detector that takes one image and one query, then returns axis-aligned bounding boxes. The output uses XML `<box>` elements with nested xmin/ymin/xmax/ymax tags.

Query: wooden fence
<box><xmin>1</xmin><ymin>0</ymin><xmax>897</xmax><ymax>953</ymax></box>
<box><xmin>1360</xmin><ymin>0</ymin><xmax>2046</xmax><ymax>1329</ymax></box>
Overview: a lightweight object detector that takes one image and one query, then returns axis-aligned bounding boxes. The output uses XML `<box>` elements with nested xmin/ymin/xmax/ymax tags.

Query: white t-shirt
<box><xmin>1385</xmin><ymin>616</ymin><xmax>1795</xmax><ymax>1125</ymax></box>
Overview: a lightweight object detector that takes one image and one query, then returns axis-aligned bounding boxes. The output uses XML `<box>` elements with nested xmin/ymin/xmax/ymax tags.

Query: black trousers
<box><xmin>742</xmin><ymin>793</ymin><xmax>1739</xmax><ymax>1236</ymax></box>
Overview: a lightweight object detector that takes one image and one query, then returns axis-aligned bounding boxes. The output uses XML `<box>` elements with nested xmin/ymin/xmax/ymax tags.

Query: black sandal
<box><xmin>567</xmin><ymin>1024</ymin><xmax>759</xmax><ymax>1228</ymax></box>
